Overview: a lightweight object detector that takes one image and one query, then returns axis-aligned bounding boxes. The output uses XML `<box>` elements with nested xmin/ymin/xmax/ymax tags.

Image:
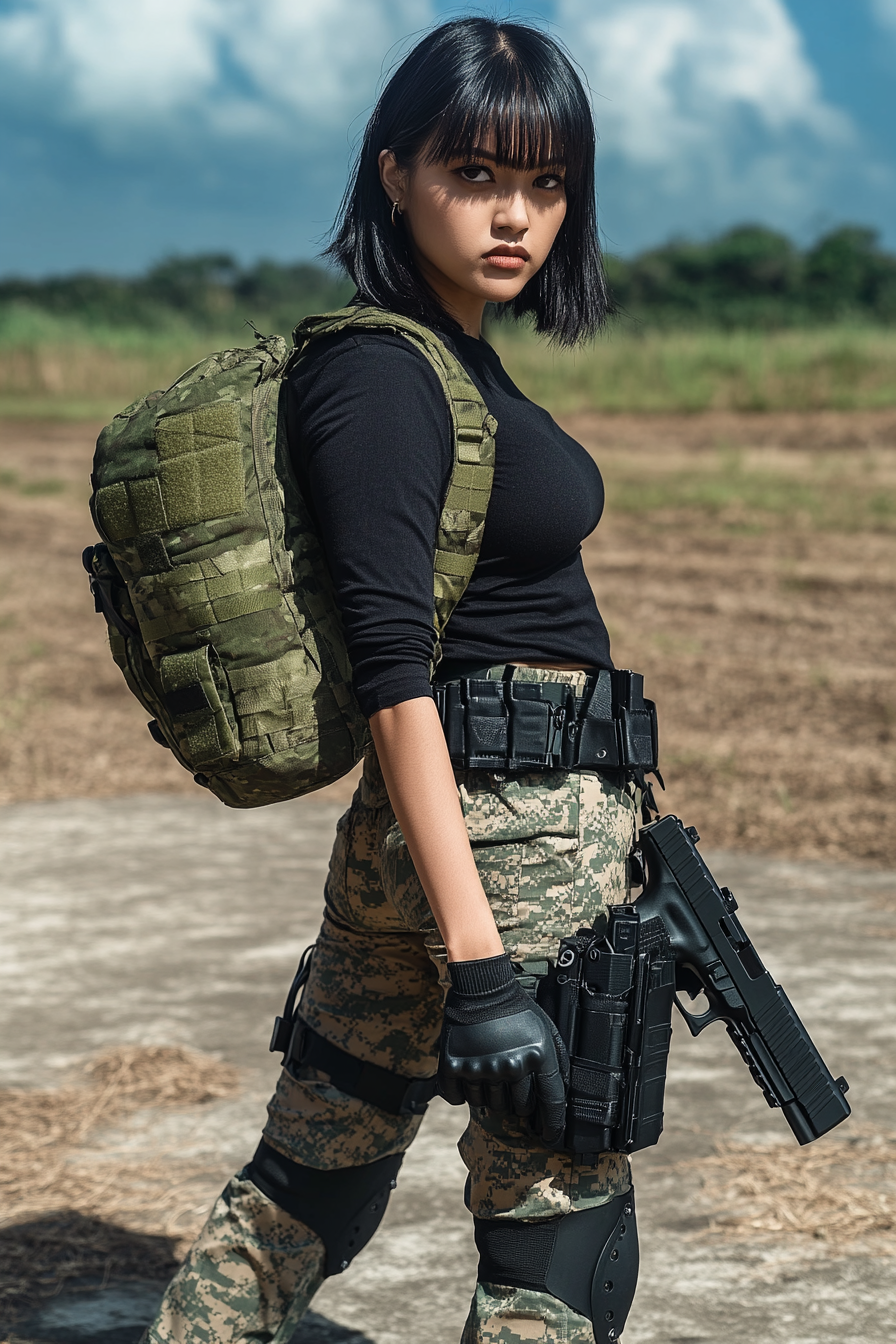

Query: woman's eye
<box><xmin>535</xmin><ymin>173</ymin><xmax>564</xmax><ymax>191</ymax></box>
<box><xmin>458</xmin><ymin>164</ymin><xmax>493</xmax><ymax>183</ymax></box>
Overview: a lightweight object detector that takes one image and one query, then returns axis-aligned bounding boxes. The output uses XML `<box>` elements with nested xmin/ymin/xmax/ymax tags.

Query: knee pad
<box><xmin>246</xmin><ymin>1139</ymin><xmax>403</xmax><ymax>1277</ymax></box>
<box><xmin>474</xmin><ymin>1189</ymin><xmax>638</xmax><ymax>1343</ymax></box>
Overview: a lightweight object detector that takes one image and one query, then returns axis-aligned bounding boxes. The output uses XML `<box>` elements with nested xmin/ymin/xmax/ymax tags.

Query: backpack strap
<box><xmin>292</xmin><ymin>307</ymin><xmax>497</xmax><ymax>670</ymax></box>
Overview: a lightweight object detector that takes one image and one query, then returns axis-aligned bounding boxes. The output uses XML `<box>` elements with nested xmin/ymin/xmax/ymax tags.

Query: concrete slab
<box><xmin>18</xmin><ymin>1283</ymin><xmax>166</xmax><ymax>1344</ymax></box>
<box><xmin>18</xmin><ymin>1291</ymin><xmax>371</xmax><ymax>1344</ymax></box>
<box><xmin>1</xmin><ymin>794</ymin><xmax>894</xmax><ymax>1344</ymax></box>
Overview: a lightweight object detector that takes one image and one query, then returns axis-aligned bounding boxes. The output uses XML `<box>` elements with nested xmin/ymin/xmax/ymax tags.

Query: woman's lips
<box><xmin>483</xmin><ymin>252</ymin><xmax>528</xmax><ymax>270</ymax></box>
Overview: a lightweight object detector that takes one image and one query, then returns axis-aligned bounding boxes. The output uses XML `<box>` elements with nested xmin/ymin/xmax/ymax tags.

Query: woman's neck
<box><xmin>412</xmin><ymin>250</ymin><xmax>484</xmax><ymax>338</ymax></box>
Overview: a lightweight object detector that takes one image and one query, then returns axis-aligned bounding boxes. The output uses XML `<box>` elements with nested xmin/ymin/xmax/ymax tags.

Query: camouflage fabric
<box><xmin>86</xmin><ymin>308</ymin><xmax>496</xmax><ymax>808</ymax></box>
<box><xmin>144</xmin><ymin>1176</ymin><xmax>326</xmax><ymax>1344</ymax></box>
<box><xmin>462</xmin><ymin>1284</ymin><xmax>594</xmax><ymax>1343</ymax></box>
<box><xmin>146</xmin><ymin>669</ymin><xmax>638</xmax><ymax>1343</ymax></box>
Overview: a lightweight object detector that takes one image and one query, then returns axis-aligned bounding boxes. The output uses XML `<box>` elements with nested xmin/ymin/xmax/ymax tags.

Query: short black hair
<box><xmin>325</xmin><ymin>17</ymin><xmax>610</xmax><ymax>347</ymax></box>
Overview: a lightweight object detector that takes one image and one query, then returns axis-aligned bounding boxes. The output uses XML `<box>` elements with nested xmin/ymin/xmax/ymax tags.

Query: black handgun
<box><xmin>636</xmin><ymin>814</ymin><xmax>851</xmax><ymax>1145</ymax></box>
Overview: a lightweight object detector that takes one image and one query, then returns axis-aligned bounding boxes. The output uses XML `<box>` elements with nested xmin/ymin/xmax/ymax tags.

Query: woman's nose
<box><xmin>493</xmin><ymin>193</ymin><xmax>529</xmax><ymax>235</ymax></box>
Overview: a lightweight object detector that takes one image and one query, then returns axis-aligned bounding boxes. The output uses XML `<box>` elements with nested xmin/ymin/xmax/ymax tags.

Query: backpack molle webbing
<box><xmin>85</xmin><ymin>307</ymin><xmax>497</xmax><ymax>808</ymax></box>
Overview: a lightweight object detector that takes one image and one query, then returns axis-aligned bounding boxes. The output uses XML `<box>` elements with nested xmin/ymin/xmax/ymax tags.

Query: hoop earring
<box><xmin>391</xmin><ymin>199</ymin><xmax>403</xmax><ymax>227</ymax></box>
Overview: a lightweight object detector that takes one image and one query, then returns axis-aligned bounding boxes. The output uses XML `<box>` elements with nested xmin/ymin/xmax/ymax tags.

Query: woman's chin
<box><xmin>471</xmin><ymin>276</ymin><xmax>531</xmax><ymax>304</ymax></box>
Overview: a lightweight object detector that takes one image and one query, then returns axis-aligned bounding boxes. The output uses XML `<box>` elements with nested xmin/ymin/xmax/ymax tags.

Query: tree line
<box><xmin>0</xmin><ymin>257</ymin><xmax>353</xmax><ymax>337</ymax></box>
<box><xmin>2</xmin><ymin>224</ymin><xmax>895</xmax><ymax>333</ymax></box>
<box><xmin>606</xmin><ymin>224</ymin><xmax>896</xmax><ymax>327</ymax></box>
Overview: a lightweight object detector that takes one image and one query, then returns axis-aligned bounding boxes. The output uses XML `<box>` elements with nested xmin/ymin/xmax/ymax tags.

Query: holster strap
<box><xmin>286</xmin><ymin>1020</ymin><xmax>437</xmax><ymax>1118</ymax></box>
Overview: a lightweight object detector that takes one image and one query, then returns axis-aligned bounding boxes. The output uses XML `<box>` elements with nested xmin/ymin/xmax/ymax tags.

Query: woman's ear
<box><xmin>378</xmin><ymin>149</ymin><xmax>405</xmax><ymax>210</ymax></box>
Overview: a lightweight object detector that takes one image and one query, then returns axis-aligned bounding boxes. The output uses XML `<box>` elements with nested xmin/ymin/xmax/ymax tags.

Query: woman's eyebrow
<box><xmin>459</xmin><ymin>146</ymin><xmax>567</xmax><ymax>169</ymax></box>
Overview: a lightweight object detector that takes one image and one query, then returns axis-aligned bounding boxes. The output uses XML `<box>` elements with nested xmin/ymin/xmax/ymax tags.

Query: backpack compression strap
<box><xmin>292</xmin><ymin>307</ymin><xmax>497</xmax><ymax>666</ymax></box>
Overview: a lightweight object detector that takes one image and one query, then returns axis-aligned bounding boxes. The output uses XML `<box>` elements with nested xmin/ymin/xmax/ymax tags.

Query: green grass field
<box><xmin>601</xmin><ymin>446</ymin><xmax>896</xmax><ymax>534</ymax></box>
<box><xmin>2</xmin><ymin>302</ymin><xmax>896</xmax><ymax>418</ymax></box>
<box><xmin>0</xmin><ymin>305</ymin><xmax>223</xmax><ymax>419</ymax></box>
<box><xmin>490</xmin><ymin>322</ymin><xmax>896</xmax><ymax>414</ymax></box>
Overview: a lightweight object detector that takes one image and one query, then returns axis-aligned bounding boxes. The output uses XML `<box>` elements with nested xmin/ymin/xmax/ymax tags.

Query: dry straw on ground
<box><xmin>4</xmin><ymin>411</ymin><xmax>895</xmax><ymax>865</ymax></box>
<box><xmin>691</xmin><ymin>1128</ymin><xmax>896</xmax><ymax>1250</ymax></box>
<box><xmin>0</xmin><ymin>1045</ymin><xmax>239</xmax><ymax>1319</ymax></box>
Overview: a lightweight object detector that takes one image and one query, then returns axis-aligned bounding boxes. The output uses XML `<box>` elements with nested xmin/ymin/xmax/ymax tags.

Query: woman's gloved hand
<box><xmin>438</xmin><ymin>952</ymin><xmax>569</xmax><ymax>1145</ymax></box>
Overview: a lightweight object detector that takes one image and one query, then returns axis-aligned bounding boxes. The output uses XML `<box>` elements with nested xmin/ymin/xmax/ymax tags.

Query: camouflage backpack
<box><xmin>84</xmin><ymin>306</ymin><xmax>497</xmax><ymax>807</ymax></box>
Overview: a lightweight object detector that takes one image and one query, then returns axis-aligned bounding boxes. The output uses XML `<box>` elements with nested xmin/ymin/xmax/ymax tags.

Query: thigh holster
<box><xmin>473</xmin><ymin>1189</ymin><xmax>639</xmax><ymax>1343</ymax></box>
<box><xmin>270</xmin><ymin>943</ymin><xmax>438</xmax><ymax>1118</ymax></box>
<box><xmin>247</xmin><ymin>1139</ymin><xmax>404</xmax><ymax>1277</ymax></box>
<box><xmin>532</xmin><ymin>905</ymin><xmax>676</xmax><ymax>1157</ymax></box>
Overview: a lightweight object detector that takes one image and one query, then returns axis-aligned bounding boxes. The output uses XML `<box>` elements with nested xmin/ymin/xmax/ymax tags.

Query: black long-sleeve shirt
<box><xmin>287</xmin><ymin>325</ymin><xmax>612</xmax><ymax>718</ymax></box>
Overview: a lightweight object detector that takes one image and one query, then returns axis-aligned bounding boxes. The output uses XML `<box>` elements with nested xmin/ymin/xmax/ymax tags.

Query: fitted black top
<box><xmin>286</xmin><ymin>325</ymin><xmax>613</xmax><ymax>718</ymax></box>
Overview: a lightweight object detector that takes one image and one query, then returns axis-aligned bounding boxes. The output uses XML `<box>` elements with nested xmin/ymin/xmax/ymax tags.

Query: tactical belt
<box><xmin>434</xmin><ymin>666</ymin><xmax>658</xmax><ymax>773</ymax></box>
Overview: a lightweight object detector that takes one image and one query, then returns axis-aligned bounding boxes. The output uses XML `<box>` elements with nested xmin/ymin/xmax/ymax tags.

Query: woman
<box><xmin>147</xmin><ymin>17</ymin><xmax>650</xmax><ymax>1344</ymax></box>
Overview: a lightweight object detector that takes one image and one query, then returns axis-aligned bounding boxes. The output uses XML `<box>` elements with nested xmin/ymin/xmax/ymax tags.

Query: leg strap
<box><xmin>269</xmin><ymin>945</ymin><xmax>437</xmax><ymax>1118</ymax></box>
<box><xmin>246</xmin><ymin>1139</ymin><xmax>404</xmax><ymax>1277</ymax></box>
<box><xmin>288</xmin><ymin>1021</ymin><xmax>437</xmax><ymax>1117</ymax></box>
<box><xmin>474</xmin><ymin>1189</ymin><xmax>639</xmax><ymax>1343</ymax></box>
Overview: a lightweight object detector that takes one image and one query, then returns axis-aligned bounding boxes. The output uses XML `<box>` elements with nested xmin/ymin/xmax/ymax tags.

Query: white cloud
<box><xmin>0</xmin><ymin>0</ymin><xmax>854</xmax><ymax>161</ymax></box>
<box><xmin>0</xmin><ymin>0</ymin><xmax>220</xmax><ymax>118</ymax></box>
<box><xmin>229</xmin><ymin>0</ymin><xmax>430</xmax><ymax>126</ymax></box>
<box><xmin>870</xmin><ymin>0</ymin><xmax>896</xmax><ymax>33</ymax></box>
<box><xmin>0</xmin><ymin>0</ymin><xmax>433</xmax><ymax>136</ymax></box>
<box><xmin>554</xmin><ymin>0</ymin><xmax>858</xmax><ymax>240</ymax></box>
<box><xmin>0</xmin><ymin>0</ymin><xmax>877</xmax><ymax>260</ymax></box>
<box><xmin>559</xmin><ymin>0</ymin><xmax>851</xmax><ymax>165</ymax></box>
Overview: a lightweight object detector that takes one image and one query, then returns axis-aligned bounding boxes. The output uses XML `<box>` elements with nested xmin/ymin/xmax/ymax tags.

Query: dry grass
<box><xmin>691</xmin><ymin>1128</ymin><xmax>896</xmax><ymax>1250</ymax></box>
<box><xmin>0</xmin><ymin>339</ymin><xmax>215</xmax><ymax>422</ymax></box>
<box><xmin>1</xmin><ymin>411</ymin><xmax>895</xmax><ymax>860</ymax></box>
<box><xmin>492</xmin><ymin>324</ymin><xmax>896</xmax><ymax>414</ymax></box>
<box><xmin>580</xmin><ymin>410</ymin><xmax>896</xmax><ymax>866</ymax></box>
<box><xmin>866</xmin><ymin>890</ymin><xmax>896</xmax><ymax>913</ymax></box>
<box><xmin>0</xmin><ymin>1046</ymin><xmax>239</xmax><ymax>1318</ymax></box>
<box><xmin>5</xmin><ymin>325</ymin><xmax>896</xmax><ymax>420</ymax></box>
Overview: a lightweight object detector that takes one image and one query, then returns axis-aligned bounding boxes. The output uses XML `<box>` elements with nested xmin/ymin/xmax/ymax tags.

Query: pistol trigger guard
<box><xmin>673</xmin><ymin>986</ymin><xmax>728</xmax><ymax>1038</ymax></box>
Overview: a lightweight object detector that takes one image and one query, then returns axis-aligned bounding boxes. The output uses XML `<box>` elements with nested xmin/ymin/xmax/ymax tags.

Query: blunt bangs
<box><xmin>326</xmin><ymin>17</ymin><xmax>610</xmax><ymax>347</ymax></box>
<box><xmin>421</xmin><ymin>53</ymin><xmax>588</xmax><ymax>183</ymax></box>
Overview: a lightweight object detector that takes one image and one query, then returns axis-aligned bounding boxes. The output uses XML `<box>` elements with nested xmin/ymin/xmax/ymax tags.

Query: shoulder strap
<box><xmin>292</xmin><ymin>307</ymin><xmax>497</xmax><ymax>667</ymax></box>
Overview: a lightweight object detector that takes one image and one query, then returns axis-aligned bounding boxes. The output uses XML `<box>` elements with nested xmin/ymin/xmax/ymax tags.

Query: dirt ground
<box><xmin>1</xmin><ymin>792</ymin><xmax>893</xmax><ymax>1342</ymax></box>
<box><xmin>0</xmin><ymin>410</ymin><xmax>893</xmax><ymax>866</ymax></box>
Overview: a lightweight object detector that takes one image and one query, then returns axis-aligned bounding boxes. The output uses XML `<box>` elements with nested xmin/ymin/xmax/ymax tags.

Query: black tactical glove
<box><xmin>438</xmin><ymin>952</ymin><xmax>569</xmax><ymax>1146</ymax></box>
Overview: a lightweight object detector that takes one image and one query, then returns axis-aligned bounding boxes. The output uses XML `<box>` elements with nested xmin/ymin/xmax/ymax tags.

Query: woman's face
<box><xmin>379</xmin><ymin>141</ymin><xmax>567</xmax><ymax>336</ymax></box>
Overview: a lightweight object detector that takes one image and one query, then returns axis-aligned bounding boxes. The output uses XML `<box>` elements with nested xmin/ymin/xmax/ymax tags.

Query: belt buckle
<box><xmin>286</xmin><ymin>1018</ymin><xmax>307</xmax><ymax>1067</ymax></box>
<box><xmin>551</xmin><ymin>688</ymin><xmax>577</xmax><ymax>768</ymax></box>
<box><xmin>548</xmin><ymin>702</ymin><xmax>565</xmax><ymax>765</ymax></box>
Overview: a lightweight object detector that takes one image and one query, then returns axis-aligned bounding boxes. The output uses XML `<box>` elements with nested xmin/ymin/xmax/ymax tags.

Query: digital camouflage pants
<box><xmin>146</xmin><ymin>668</ymin><xmax>639</xmax><ymax>1344</ymax></box>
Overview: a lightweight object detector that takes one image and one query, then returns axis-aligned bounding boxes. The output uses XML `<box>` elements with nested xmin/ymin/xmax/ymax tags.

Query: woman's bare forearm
<box><xmin>369</xmin><ymin>696</ymin><xmax>504</xmax><ymax>962</ymax></box>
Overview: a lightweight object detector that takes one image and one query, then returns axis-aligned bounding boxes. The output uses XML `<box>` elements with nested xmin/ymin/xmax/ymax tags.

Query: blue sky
<box><xmin>1</xmin><ymin>0</ymin><xmax>895</xmax><ymax>277</ymax></box>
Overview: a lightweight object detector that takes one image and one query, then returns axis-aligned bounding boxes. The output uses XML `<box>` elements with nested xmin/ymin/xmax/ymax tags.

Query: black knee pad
<box><xmin>246</xmin><ymin>1139</ymin><xmax>403</xmax><ymax>1277</ymax></box>
<box><xmin>474</xmin><ymin>1188</ymin><xmax>638</xmax><ymax>1343</ymax></box>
